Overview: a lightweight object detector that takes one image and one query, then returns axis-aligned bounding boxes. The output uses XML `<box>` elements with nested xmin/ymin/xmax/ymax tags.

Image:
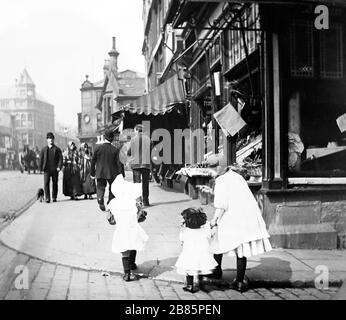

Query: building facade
<box><xmin>77</xmin><ymin>76</ymin><xmax>103</xmax><ymax>149</ymax></box>
<box><xmin>0</xmin><ymin>69</ymin><xmax>55</xmax><ymax>150</ymax></box>
<box><xmin>149</xmin><ymin>0</ymin><xmax>346</xmax><ymax>249</ymax></box>
<box><xmin>0</xmin><ymin>111</ymin><xmax>15</xmax><ymax>170</ymax></box>
<box><xmin>91</xmin><ymin>37</ymin><xmax>146</xmax><ymax>146</ymax></box>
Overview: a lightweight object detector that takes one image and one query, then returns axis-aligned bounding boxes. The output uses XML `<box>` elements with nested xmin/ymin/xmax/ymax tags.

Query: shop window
<box><xmin>290</xmin><ymin>21</ymin><xmax>314</xmax><ymax>77</ymax></box>
<box><xmin>320</xmin><ymin>23</ymin><xmax>343</xmax><ymax>79</ymax></box>
<box><xmin>288</xmin><ymin>91</ymin><xmax>346</xmax><ymax>178</ymax></box>
<box><xmin>224</xmin><ymin>4</ymin><xmax>259</xmax><ymax>71</ymax></box>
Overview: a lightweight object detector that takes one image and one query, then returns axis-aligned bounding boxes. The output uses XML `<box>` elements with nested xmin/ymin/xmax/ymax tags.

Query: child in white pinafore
<box><xmin>108</xmin><ymin>174</ymin><xmax>148</xmax><ymax>281</ymax></box>
<box><xmin>175</xmin><ymin>207</ymin><xmax>217</xmax><ymax>293</ymax></box>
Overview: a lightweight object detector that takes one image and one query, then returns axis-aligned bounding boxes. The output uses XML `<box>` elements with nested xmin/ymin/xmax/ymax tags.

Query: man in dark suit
<box><xmin>127</xmin><ymin>124</ymin><xmax>152</xmax><ymax>207</ymax></box>
<box><xmin>90</xmin><ymin>129</ymin><xmax>124</xmax><ymax>211</ymax></box>
<box><xmin>39</xmin><ymin>132</ymin><xmax>63</xmax><ymax>203</ymax></box>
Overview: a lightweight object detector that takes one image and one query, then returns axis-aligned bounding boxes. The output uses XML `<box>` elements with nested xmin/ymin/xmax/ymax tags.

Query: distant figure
<box><xmin>22</xmin><ymin>145</ymin><xmax>37</xmax><ymax>174</ymax></box>
<box><xmin>90</xmin><ymin>129</ymin><xmax>124</xmax><ymax>211</ymax></box>
<box><xmin>39</xmin><ymin>132</ymin><xmax>63</xmax><ymax>203</ymax></box>
<box><xmin>62</xmin><ymin>141</ymin><xmax>83</xmax><ymax>200</ymax></box>
<box><xmin>127</xmin><ymin>124</ymin><xmax>152</xmax><ymax>207</ymax></box>
<box><xmin>80</xmin><ymin>143</ymin><xmax>96</xmax><ymax>199</ymax></box>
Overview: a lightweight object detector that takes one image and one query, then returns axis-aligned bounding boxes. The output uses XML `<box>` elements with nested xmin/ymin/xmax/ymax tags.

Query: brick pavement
<box><xmin>0</xmin><ymin>170</ymin><xmax>344</xmax><ymax>300</ymax></box>
<box><xmin>0</xmin><ymin>244</ymin><xmax>340</xmax><ymax>300</ymax></box>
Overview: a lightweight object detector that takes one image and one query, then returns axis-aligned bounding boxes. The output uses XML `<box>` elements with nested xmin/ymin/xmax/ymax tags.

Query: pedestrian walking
<box><xmin>90</xmin><ymin>129</ymin><xmax>124</xmax><ymax>211</ymax></box>
<box><xmin>39</xmin><ymin>132</ymin><xmax>63</xmax><ymax>203</ymax></box>
<box><xmin>108</xmin><ymin>174</ymin><xmax>148</xmax><ymax>281</ymax></box>
<box><xmin>62</xmin><ymin>141</ymin><xmax>83</xmax><ymax>200</ymax></box>
<box><xmin>175</xmin><ymin>207</ymin><xmax>217</xmax><ymax>293</ymax></box>
<box><xmin>80</xmin><ymin>143</ymin><xmax>96</xmax><ymax>199</ymax></box>
<box><xmin>127</xmin><ymin>124</ymin><xmax>152</xmax><ymax>207</ymax></box>
<box><xmin>207</xmin><ymin>154</ymin><xmax>272</xmax><ymax>292</ymax></box>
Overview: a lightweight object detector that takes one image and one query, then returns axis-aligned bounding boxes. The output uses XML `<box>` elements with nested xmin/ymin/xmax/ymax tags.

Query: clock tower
<box><xmin>16</xmin><ymin>68</ymin><xmax>36</xmax><ymax>100</ymax></box>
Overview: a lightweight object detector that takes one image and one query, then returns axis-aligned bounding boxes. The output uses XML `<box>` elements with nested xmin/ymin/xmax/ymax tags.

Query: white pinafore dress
<box><xmin>210</xmin><ymin>170</ymin><xmax>272</xmax><ymax>258</ymax></box>
<box><xmin>175</xmin><ymin>223</ymin><xmax>218</xmax><ymax>276</ymax></box>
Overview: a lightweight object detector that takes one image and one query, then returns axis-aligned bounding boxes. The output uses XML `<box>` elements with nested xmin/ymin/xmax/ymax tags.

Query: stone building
<box><xmin>0</xmin><ymin>69</ymin><xmax>55</xmax><ymax>150</ymax></box>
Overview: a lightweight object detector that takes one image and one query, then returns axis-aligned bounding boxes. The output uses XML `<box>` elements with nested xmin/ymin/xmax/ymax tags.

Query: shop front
<box><xmin>169</xmin><ymin>0</ymin><xmax>346</xmax><ymax>249</ymax></box>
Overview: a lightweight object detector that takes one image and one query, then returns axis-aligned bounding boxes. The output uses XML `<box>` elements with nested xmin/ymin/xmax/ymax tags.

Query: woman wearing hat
<box><xmin>207</xmin><ymin>154</ymin><xmax>272</xmax><ymax>292</ymax></box>
<box><xmin>62</xmin><ymin>141</ymin><xmax>83</xmax><ymax>200</ymax></box>
<box><xmin>80</xmin><ymin>143</ymin><xmax>96</xmax><ymax>199</ymax></box>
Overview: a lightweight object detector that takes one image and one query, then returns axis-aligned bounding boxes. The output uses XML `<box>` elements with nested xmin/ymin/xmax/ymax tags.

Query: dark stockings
<box><xmin>236</xmin><ymin>256</ymin><xmax>247</xmax><ymax>283</ymax></box>
<box><xmin>129</xmin><ymin>250</ymin><xmax>137</xmax><ymax>269</ymax></box>
<box><xmin>213</xmin><ymin>254</ymin><xmax>223</xmax><ymax>272</ymax></box>
<box><xmin>213</xmin><ymin>253</ymin><xmax>247</xmax><ymax>282</ymax></box>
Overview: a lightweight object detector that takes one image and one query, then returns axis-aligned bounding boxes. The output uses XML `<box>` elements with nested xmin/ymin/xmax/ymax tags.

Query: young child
<box><xmin>175</xmin><ymin>207</ymin><xmax>218</xmax><ymax>293</ymax></box>
<box><xmin>108</xmin><ymin>174</ymin><xmax>149</xmax><ymax>281</ymax></box>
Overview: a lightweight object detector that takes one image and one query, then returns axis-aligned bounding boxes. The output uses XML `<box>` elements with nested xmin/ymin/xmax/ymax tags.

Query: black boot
<box><xmin>183</xmin><ymin>275</ymin><xmax>196</xmax><ymax>293</ymax></box>
<box><xmin>230</xmin><ymin>256</ymin><xmax>249</xmax><ymax>292</ymax></box>
<box><xmin>208</xmin><ymin>254</ymin><xmax>223</xmax><ymax>279</ymax></box>
<box><xmin>130</xmin><ymin>250</ymin><xmax>137</xmax><ymax>270</ymax></box>
<box><xmin>198</xmin><ymin>275</ymin><xmax>209</xmax><ymax>293</ymax></box>
<box><xmin>122</xmin><ymin>257</ymin><xmax>138</xmax><ymax>281</ymax></box>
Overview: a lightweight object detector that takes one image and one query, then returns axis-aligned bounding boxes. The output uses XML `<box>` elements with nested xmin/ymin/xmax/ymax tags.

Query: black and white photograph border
<box><xmin>0</xmin><ymin>0</ymin><xmax>346</xmax><ymax>307</ymax></box>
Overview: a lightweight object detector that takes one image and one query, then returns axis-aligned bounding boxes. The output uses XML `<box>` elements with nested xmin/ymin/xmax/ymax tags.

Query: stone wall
<box><xmin>260</xmin><ymin>189</ymin><xmax>346</xmax><ymax>249</ymax></box>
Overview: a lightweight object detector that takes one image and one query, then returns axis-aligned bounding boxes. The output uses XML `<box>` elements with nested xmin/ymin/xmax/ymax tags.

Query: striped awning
<box><xmin>123</xmin><ymin>75</ymin><xmax>186</xmax><ymax>116</ymax></box>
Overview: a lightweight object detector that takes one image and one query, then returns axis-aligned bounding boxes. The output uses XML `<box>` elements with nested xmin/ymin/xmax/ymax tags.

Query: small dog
<box><xmin>36</xmin><ymin>188</ymin><xmax>44</xmax><ymax>202</ymax></box>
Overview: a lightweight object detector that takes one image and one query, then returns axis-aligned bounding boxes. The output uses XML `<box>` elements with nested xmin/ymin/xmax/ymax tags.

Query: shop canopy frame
<box><xmin>120</xmin><ymin>74</ymin><xmax>187</xmax><ymax>116</ymax></box>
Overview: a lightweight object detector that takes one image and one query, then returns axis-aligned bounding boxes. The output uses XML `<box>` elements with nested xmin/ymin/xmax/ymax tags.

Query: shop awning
<box><xmin>123</xmin><ymin>75</ymin><xmax>186</xmax><ymax>116</ymax></box>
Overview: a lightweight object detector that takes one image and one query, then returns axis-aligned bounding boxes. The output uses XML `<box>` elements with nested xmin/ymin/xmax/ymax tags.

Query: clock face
<box><xmin>84</xmin><ymin>115</ymin><xmax>90</xmax><ymax>124</ymax></box>
<box><xmin>27</xmin><ymin>90</ymin><xmax>33</xmax><ymax>97</ymax></box>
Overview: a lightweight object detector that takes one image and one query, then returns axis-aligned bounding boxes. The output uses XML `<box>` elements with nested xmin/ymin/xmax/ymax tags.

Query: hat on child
<box><xmin>111</xmin><ymin>174</ymin><xmax>142</xmax><ymax>200</ymax></box>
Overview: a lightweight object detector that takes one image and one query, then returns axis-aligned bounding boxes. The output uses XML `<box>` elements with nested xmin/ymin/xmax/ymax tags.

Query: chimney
<box><xmin>108</xmin><ymin>36</ymin><xmax>119</xmax><ymax>76</ymax></box>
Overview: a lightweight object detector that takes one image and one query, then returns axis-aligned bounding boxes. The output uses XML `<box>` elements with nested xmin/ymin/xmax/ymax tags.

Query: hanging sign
<box><xmin>336</xmin><ymin>113</ymin><xmax>346</xmax><ymax>133</ymax></box>
<box><xmin>213</xmin><ymin>102</ymin><xmax>246</xmax><ymax>137</ymax></box>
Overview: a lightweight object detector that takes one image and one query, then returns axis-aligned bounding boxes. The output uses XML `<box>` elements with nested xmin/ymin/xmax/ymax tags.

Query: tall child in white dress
<box><xmin>108</xmin><ymin>174</ymin><xmax>149</xmax><ymax>281</ymax></box>
<box><xmin>175</xmin><ymin>208</ymin><xmax>217</xmax><ymax>293</ymax></box>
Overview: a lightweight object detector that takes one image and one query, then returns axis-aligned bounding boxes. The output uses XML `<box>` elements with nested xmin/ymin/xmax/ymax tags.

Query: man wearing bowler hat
<box><xmin>39</xmin><ymin>132</ymin><xmax>63</xmax><ymax>203</ymax></box>
<box><xmin>90</xmin><ymin>129</ymin><xmax>124</xmax><ymax>211</ymax></box>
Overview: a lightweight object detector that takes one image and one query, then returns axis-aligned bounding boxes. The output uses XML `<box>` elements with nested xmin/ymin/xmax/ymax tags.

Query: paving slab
<box><xmin>0</xmin><ymin>171</ymin><xmax>345</xmax><ymax>288</ymax></box>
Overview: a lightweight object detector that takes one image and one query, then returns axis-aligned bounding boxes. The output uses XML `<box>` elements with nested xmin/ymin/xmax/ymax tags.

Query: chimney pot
<box><xmin>112</xmin><ymin>37</ymin><xmax>116</xmax><ymax>50</ymax></box>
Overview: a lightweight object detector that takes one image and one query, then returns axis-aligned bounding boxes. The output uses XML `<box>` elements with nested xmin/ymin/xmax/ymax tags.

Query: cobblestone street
<box><xmin>0</xmin><ymin>244</ymin><xmax>339</xmax><ymax>300</ymax></box>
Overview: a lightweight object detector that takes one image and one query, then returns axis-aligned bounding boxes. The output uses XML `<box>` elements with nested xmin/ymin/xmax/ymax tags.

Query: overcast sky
<box><xmin>0</xmin><ymin>0</ymin><xmax>145</xmax><ymax>128</ymax></box>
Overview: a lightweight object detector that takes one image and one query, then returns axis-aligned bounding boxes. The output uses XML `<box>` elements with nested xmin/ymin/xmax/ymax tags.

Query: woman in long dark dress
<box><xmin>80</xmin><ymin>143</ymin><xmax>96</xmax><ymax>199</ymax></box>
<box><xmin>63</xmin><ymin>141</ymin><xmax>83</xmax><ymax>200</ymax></box>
